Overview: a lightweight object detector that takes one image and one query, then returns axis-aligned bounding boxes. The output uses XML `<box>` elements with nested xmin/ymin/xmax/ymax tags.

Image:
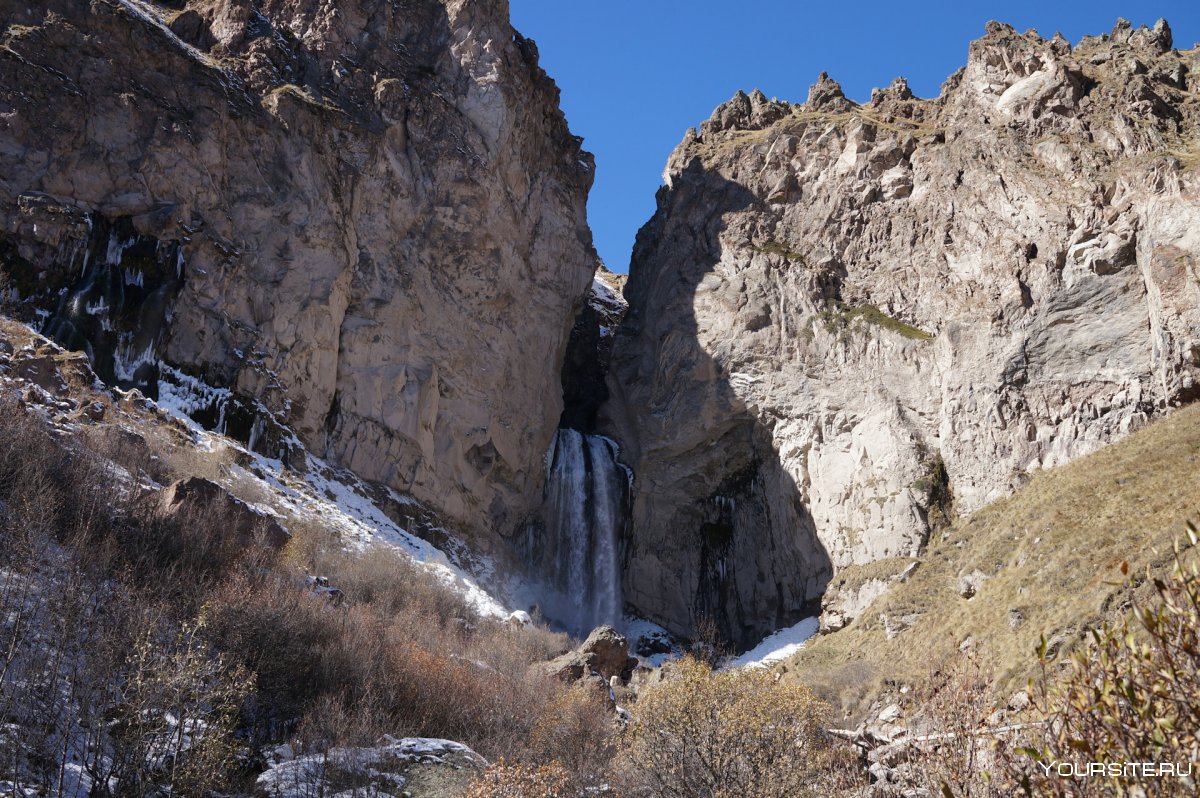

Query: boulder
<box><xmin>957</xmin><ymin>570</ymin><xmax>990</xmax><ymax>599</ymax></box>
<box><xmin>158</xmin><ymin>477</ymin><xmax>290</xmax><ymax>549</ymax></box>
<box><xmin>542</xmin><ymin>625</ymin><xmax>636</xmax><ymax>686</ymax></box>
<box><xmin>543</xmin><ymin>650</ymin><xmax>592</xmax><ymax>683</ymax></box>
<box><xmin>580</xmin><ymin>625</ymin><xmax>635</xmax><ymax>681</ymax></box>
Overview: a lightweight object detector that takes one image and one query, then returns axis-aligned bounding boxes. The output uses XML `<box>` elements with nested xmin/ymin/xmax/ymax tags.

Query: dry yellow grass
<box><xmin>695</xmin><ymin>106</ymin><xmax>942</xmax><ymax>164</ymax></box>
<box><xmin>785</xmin><ymin>403</ymin><xmax>1200</xmax><ymax>720</ymax></box>
<box><xmin>1175</xmin><ymin>141</ymin><xmax>1200</xmax><ymax>172</ymax></box>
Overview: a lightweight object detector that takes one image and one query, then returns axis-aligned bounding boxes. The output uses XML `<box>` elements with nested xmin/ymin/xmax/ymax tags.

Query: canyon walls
<box><xmin>6</xmin><ymin>6</ymin><xmax>1200</xmax><ymax>650</ymax></box>
<box><xmin>0</xmin><ymin>0</ymin><xmax>597</xmax><ymax>541</ymax></box>
<box><xmin>605</xmin><ymin>19</ymin><xmax>1200</xmax><ymax>646</ymax></box>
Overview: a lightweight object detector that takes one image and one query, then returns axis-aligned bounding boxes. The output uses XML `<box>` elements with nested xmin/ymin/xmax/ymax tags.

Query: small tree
<box><xmin>87</xmin><ymin>609</ymin><xmax>250</xmax><ymax>796</ymax></box>
<box><xmin>616</xmin><ymin>656</ymin><xmax>830</xmax><ymax>798</ymax></box>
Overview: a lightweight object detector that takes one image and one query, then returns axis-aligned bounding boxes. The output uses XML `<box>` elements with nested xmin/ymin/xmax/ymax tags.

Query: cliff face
<box><xmin>0</xmin><ymin>0</ymin><xmax>596</xmax><ymax>539</ymax></box>
<box><xmin>606</xmin><ymin>20</ymin><xmax>1200</xmax><ymax>646</ymax></box>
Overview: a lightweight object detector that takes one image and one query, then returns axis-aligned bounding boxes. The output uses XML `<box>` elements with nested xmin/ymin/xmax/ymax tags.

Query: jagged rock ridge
<box><xmin>604</xmin><ymin>19</ymin><xmax>1200</xmax><ymax>646</ymax></box>
<box><xmin>0</xmin><ymin>0</ymin><xmax>597</xmax><ymax>543</ymax></box>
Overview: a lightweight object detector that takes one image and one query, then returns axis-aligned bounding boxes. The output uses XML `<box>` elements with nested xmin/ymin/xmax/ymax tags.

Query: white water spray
<box><xmin>534</xmin><ymin>428</ymin><xmax>627</xmax><ymax>636</ymax></box>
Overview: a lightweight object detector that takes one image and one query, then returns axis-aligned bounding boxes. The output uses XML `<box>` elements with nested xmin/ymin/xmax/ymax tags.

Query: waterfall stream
<box><xmin>530</xmin><ymin>428</ymin><xmax>629</xmax><ymax>636</ymax></box>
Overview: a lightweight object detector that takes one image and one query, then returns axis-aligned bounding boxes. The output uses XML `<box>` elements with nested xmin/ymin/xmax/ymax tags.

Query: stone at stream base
<box><xmin>539</xmin><ymin>625</ymin><xmax>638</xmax><ymax>710</ymax></box>
<box><xmin>580</xmin><ymin>625</ymin><xmax>638</xmax><ymax>681</ymax></box>
<box><xmin>543</xmin><ymin>625</ymin><xmax>636</xmax><ymax>683</ymax></box>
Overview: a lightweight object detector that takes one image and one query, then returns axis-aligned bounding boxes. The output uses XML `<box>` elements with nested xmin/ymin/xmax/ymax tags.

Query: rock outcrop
<box><xmin>258</xmin><ymin>737</ymin><xmax>487</xmax><ymax>798</ymax></box>
<box><xmin>0</xmin><ymin>0</ymin><xmax>596</xmax><ymax>543</ymax></box>
<box><xmin>543</xmin><ymin>623</ymin><xmax>636</xmax><ymax>685</ymax></box>
<box><xmin>158</xmin><ymin>475</ymin><xmax>291</xmax><ymax>549</ymax></box>
<box><xmin>605</xmin><ymin>19</ymin><xmax>1200</xmax><ymax>646</ymax></box>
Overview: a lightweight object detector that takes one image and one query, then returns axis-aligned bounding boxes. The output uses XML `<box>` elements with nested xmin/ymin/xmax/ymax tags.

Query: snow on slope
<box><xmin>2</xmin><ymin>316</ymin><xmax>511</xmax><ymax>620</ymax></box>
<box><xmin>151</xmin><ymin>389</ymin><xmax>513</xmax><ymax>619</ymax></box>
<box><xmin>731</xmin><ymin>617</ymin><xmax>820</xmax><ymax>668</ymax></box>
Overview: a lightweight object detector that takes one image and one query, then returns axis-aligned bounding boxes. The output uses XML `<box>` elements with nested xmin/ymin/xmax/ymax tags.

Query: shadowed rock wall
<box><xmin>606</xmin><ymin>19</ymin><xmax>1200</xmax><ymax>644</ymax></box>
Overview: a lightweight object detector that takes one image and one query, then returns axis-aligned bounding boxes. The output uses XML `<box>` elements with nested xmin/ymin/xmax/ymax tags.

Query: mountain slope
<box><xmin>785</xmin><ymin>400</ymin><xmax>1200</xmax><ymax>719</ymax></box>
<box><xmin>603</xmin><ymin>18</ymin><xmax>1200</xmax><ymax>647</ymax></box>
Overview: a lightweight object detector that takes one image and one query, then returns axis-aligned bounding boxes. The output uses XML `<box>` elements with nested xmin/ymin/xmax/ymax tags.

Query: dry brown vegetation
<box><xmin>466</xmin><ymin>760</ymin><xmax>579</xmax><ymax>798</ymax></box>
<box><xmin>0</xmin><ymin>398</ymin><xmax>614</xmax><ymax>795</ymax></box>
<box><xmin>887</xmin><ymin>527</ymin><xmax>1200</xmax><ymax>798</ymax></box>
<box><xmin>614</xmin><ymin>657</ymin><xmax>838</xmax><ymax>798</ymax></box>
<box><xmin>1014</xmin><ymin>532</ymin><xmax>1200</xmax><ymax>797</ymax></box>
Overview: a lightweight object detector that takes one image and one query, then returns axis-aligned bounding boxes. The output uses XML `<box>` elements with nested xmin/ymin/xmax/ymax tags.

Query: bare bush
<box><xmin>527</xmin><ymin>683</ymin><xmax>617</xmax><ymax>782</ymax></box>
<box><xmin>906</xmin><ymin>650</ymin><xmax>1021</xmax><ymax>798</ymax></box>
<box><xmin>321</xmin><ymin>542</ymin><xmax>475</xmax><ymax>626</ymax></box>
<box><xmin>616</xmin><ymin>656</ymin><xmax>831</xmax><ymax>798</ymax></box>
<box><xmin>466</xmin><ymin>759</ymin><xmax>579</xmax><ymax>798</ymax></box>
<box><xmin>0</xmin><ymin>400</ymin><xmax>617</xmax><ymax>791</ymax></box>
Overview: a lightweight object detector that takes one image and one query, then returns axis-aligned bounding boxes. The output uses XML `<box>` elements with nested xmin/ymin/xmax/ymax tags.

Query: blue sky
<box><xmin>508</xmin><ymin>1</ymin><xmax>1200</xmax><ymax>273</ymax></box>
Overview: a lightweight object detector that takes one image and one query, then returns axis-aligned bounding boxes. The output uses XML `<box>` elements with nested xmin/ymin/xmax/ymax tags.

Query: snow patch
<box><xmin>149</xmin><ymin>383</ymin><xmax>511</xmax><ymax>619</ymax></box>
<box><xmin>589</xmin><ymin>275</ymin><xmax>627</xmax><ymax>318</ymax></box>
<box><xmin>622</xmin><ymin>615</ymin><xmax>680</xmax><ymax>668</ymax></box>
<box><xmin>730</xmin><ymin>617</ymin><xmax>819</xmax><ymax>668</ymax></box>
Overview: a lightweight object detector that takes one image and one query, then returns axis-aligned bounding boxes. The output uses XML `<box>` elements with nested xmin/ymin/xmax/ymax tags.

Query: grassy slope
<box><xmin>785</xmin><ymin>402</ymin><xmax>1200</xmax><ymax>720</ymax></box>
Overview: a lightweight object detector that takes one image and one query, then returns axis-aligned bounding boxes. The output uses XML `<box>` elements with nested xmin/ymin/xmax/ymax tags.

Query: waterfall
<box><xmin>532</xmin><ymin>428</ymin><xmax>628</xmax><ymax>636</ymax></box>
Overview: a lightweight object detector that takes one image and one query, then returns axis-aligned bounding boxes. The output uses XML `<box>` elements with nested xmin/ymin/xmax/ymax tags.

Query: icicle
<box><xmin>248</xmin><ymin>415</ymin><xmax>267</xmax><ymax>453</ymax></box>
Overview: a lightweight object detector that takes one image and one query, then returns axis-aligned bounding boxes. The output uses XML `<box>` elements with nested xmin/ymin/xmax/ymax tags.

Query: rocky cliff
<box><xmin>0</xmin><ymin>0</ymin><xmax>596</xmax><ymax>540</ymax></box>
<box><xmin>606</xmin><ymin>19</ymin><xmax>1200</xmax><ymax>646</ymax></box>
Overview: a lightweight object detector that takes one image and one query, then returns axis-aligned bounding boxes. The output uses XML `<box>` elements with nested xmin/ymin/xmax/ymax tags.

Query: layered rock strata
<box><xmin>606</xmin><ymin>19</ymin><xmax>1200</xmax><ymax>646</ymax></box>
<box><xmin>0</xmin><ymin>0</ymin><xmax>597</xmax><ymax>539</ymax></box>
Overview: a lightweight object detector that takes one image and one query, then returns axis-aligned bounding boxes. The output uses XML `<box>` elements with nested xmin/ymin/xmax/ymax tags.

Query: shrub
<box><xmin>527</xmin><ymin>683</ymin><xmax>617</xmax><ymax>785</ymax></box>
<box><xmin>905</xmin><ymin>649</ymin><xmax>1016</xmax><ymax>798</ymax></box>
<box><xmin>206</xmin><ymin>558</ymin><xmax>614</xmax><ymax>766</ymax></box>
<box><xmin>616</xmin><ymin>656</ymin><xmax>831</xmax><ymax>798</ymax></box>
<box><xmin>0</xmin><ymin>397</ymin><xmax>617</xmax><ymax>790</ymax></box>
<box><xmin>913</xmin><ymin>525</ymin><xmax>1200</xmax><ymax>798</ymax></box>
<box><xmin>319</xmin><ymin>542</ymin><xmax>475</xmax><ymax>626</ymax></box>
<box><xmin>1013</xmin><ymin>528</ymin><xmax>1200</xmax><ymax>797</ymax></box>
<box><xmin>0</xmin><ymin>556</ymin><xmax>248</xmax><ymax>796</ymax></box>
<box><xmin>466</xmin><ymin>759</ymin><xmax>579</xmax><ymax>798</ymax></box>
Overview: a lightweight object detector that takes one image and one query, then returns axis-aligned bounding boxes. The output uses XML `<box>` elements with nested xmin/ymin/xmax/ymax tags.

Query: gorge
<box><xmin>3</xmin><ymin>2</ymin><xmax>1200</xmax><ymax>659</ymax></box>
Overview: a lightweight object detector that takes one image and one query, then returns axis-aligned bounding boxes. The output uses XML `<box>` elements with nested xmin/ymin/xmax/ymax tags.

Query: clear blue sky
<box><xmin>508</xmin><ymin>1</ymin><xmax>1200</xmax><ymax>273</ymax></box>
